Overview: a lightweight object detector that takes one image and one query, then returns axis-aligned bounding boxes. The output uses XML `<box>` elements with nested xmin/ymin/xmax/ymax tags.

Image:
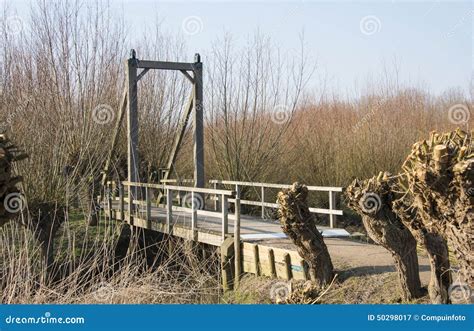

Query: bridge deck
<box><xmin>106</xmin><ymin>201</ymin><xmax>349</xmax><ymax>247</ymax></box>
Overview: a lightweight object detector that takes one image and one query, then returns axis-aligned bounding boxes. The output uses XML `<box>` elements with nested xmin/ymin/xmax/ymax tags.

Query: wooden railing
<box><xmin>105</xmin><ymin>181</ymin><xmax>237</xmax><ymax>242</ymax></box>
<box><xmin>209</xmin><ymin>180</ymin><xmax>343</xmax><ymax>228</ymax></box>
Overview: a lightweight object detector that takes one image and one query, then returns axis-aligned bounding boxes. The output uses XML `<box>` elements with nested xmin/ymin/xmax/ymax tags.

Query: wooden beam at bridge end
<box><xmin>127</xmin><ymin>57</ymin><xmax>139</xmax><ymax>217</ymax></box>
<box><xmin>193</xmin><ymin>54</ymin><xmax>204</xmax><ymax>188</ymax></box>
<box><xmin>220</xmin><ymin>237</ymin><xmax>235</xmax><ymax>291</ymax></box>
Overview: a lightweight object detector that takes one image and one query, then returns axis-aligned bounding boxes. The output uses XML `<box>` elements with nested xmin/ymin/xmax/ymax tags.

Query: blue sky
<box><xmin>9</xmin><ymin>0</ymin><xmax>474</xmax><ymax>97</ymax></box>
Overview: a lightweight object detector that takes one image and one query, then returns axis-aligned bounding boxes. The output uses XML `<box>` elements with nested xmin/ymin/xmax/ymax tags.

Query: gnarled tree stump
<box><xmin>277</xmin><ymin>182</ymin><xmax>334</xmax><ymax>287</ymax></box>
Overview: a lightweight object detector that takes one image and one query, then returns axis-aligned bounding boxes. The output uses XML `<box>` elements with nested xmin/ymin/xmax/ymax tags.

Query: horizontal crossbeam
<box><xmin>137</xmin><ymin>60</ymin><xmax>195</xmax><ymax>71</ymax></box>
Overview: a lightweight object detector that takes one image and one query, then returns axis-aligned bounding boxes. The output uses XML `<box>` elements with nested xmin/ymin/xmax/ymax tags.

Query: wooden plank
<box><xmin>122</xmin><ymin>213</ymin><xmax>224</xmax><ymax>246</ymax></box>
<box><xmin>122</xmin><ymin>181</ymin><xmax>163</xmax><ymax>189</ymax></box>
<box><xmin>253</xmin><ymin>244</ymin><xmax>260</xmax><ymax>276</ymax></box>
<box><xmin>226</xmin><ymin>198</ymin><xmax>343</xmax><ymax>216</ymax></box>
<box><xmin>258</xmin><ymin>247</ymin><xmax>277</xmax><ymax>278</ymax></box>
<box><xmin>241</xmin><ymin>243</ymin><xmax>257</xmax><ymax>274</ymax></box>
<box><xmin>164</xmin><ymin>185</ymin><xmax>234</xmax><ymax>196</ymax></box>
<box><xmin>208</xmin><ymin>180</ymin><xmax>343</xmax><ymax>192</ymax></box>
<box><xmin>137</xmin><ymin>60</ymin><xmax>195</xmax><ymax>71</ymax></box>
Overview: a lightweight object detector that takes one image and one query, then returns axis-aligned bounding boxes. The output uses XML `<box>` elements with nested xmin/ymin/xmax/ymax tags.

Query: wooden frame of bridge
<box><xmin>101</xmin><ymin>52</ymin><xmax>345</xmax><ymax>289</ymax></box>
<box><xmin>101</xmin><ymin>50</ymin><xmax>204</xmax><ymax>203</ymax></box>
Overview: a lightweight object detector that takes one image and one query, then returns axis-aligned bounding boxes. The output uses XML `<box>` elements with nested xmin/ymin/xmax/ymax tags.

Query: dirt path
<box><xmin>255</xmin><ymin>237</ymin><xmax>432</xmax><ymax>285</ymax></box>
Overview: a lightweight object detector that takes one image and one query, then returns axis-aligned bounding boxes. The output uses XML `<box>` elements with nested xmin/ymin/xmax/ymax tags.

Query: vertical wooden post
<box><xmin>329</xmin><ymin>191</ymin><xmax>337</xmax><ymax>228</ymax></box>
<box><xmin>261</xmin><ymin>185</ymin><xmax>265</xmax><ymax>219</ymax></box>
<box><xmin>221</xmin><ymin>195</ymin><xmax>228</xmax><ymax>241</ymax></box>
<box><xmin>127</xmin><ymin>51</ymin><xmax>139</xmax><ymax>219</ymax></box>
<box><xmin>127</xmin><ymin>183</ymin><xmax>132</xmax><ymax>224</ymax></box>
<box><xmin>252</xmin><ymin>244</ymin><xmax>260</xmax><ymax>276</ymax></box>
<box><xmin>119</xmin><ymin>183</ymin><xmax>124</xmax><ymax>221</ymax></box>
<box><xmin>146</xmin><ymin>186</ymin><xmax>151</xmax><ymax>228</ymax></box>
<box><xmin>268</xmin><ymin>249</ymin><xmax>277</xmax><ymax>279</ymax></box>
<box><xmin>193</xmin><ymin>54</ymin><xmax>204</xmax><ymax>189</ymax></box>
<box><xmin>191</xmin><ymin>191</ymin><xmax>197</xmax><ymax>231</ymax></box>
<box><xmin>283</xmin><ymin>253</ymin><xmax>292</xmax><ymax>280</ymax></box>
<box><xmin>166</xmin><ymin>188</ymin><xmax>172</xmax><ymax>233</ymax></box>
<box><xmin>213</xmin><ymin>182</ymin><xmax>220</xmax><ymax>211</ymax></box>
<box><xmin>234</xmin><ymin>185</ymin><xmax>241</xmax><ymax>286</ymax></box>
<box><xmin>107</xmin><ymin>183</ymin><xmax>112</xmax><ymax>220</ymax></box>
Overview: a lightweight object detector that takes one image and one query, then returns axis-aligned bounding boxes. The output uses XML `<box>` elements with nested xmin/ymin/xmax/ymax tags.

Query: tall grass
<box><xmin>1</xmin><ymin>213</ymin><xmax>221</xmax><ymax>304</ymax></box>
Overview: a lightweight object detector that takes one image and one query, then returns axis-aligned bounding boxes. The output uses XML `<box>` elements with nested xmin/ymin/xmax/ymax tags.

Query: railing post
<box><xmin>261</xmin><ymin>185</ymin><xmax>265</xmax><ymax>219</ymax></box>
<box><xmin>107</xmin><ymin>183</ymin><xmax>112</xmax><ymax>221</ymax></box>
<box><xmin>119</xmin><ymin>183</ymin><xmax>124</xmax><ymax>221</ymax></box>
<box><xmin>146</xmin><ymin>186</ymin><xmax>151</xmax><ymax>228</ymax></box>
<box><xmin>234</xmin><ymin>185</ymin><xmax>241</xmax><ymax>286</ymax></box>
<box><xmin>166</xmin><ymin>188</ymin><xmax>172</xmax><ymax>233</ymax></box>
<box><xmin>191</xmin><ymin>191</ymin><xmax>197</xmax><ymax>231</ymax></box>
<box><xmin>329</xmin><ymin>191</ymin><xmax>337</xmax><ymax>228</ymax></box>
<box><xmin>213</xmin><ymin>182</ymin><xmax>221</xmax><ymax>212</ymax></box>
<box><xmin>128</xmin><ymin>183</ymin><xmax>133</xmax><ymax>224</ymax></box>
<box><xmin>221</xmin><ymin>194</ymin><xmax>228</xmax><ymax>240</ymax></box>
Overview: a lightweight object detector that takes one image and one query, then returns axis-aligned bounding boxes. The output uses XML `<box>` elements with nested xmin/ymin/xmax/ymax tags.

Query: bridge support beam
<box><xmin>127</xmin><ymin>53</ymin><xmax>140</xmax><ymax>218</ymax></box>
<box><xmin>193</xmin><ymin>54</ymin><xmax>205</xmax><ymax>189</ymax></box>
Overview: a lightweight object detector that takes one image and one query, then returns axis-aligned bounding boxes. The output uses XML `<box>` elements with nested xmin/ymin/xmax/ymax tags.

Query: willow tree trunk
<box><xmin>360</xmin><ymin>214</ymin><xmax>422</xmax><ymax>301</ymax></box>
<box><xmin>423</xmin><ymin>233</ymin><xmax>451</xmax><ymax>303</ymax></box>
<box><xmin>277</xmin><ymin>183</ymin><xmax>334</xmax><ymax>287</ymax></box>
<box><xmin>346</xmin><ymin>174</ymin><xmax>422</xmax><ymax>301</ymax></box>
<box><xmin>392</xmin><ymin>203</ymin><xmax>452</xmax><ymax>304</ymax></box>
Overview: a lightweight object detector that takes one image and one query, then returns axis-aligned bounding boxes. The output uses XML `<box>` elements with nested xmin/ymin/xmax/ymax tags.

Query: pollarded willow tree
<box><xmin>277</xmin><ymin>182</ymin><xmax>334</xmax><ymax>287</ymax></box>
<box><xmin>346</xmin><ymin>129</ymin><xmax>473</xmax><ymax>304</ymax></box>
<box><xmin>345</xmin><ymin>173</ymin><xmax>422</xmax><ymax>301</ymax></box>
<box><xmin>397</xmin><ymin>129</ymin><xmax>473</xmax><ymax>290</ymax></box>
